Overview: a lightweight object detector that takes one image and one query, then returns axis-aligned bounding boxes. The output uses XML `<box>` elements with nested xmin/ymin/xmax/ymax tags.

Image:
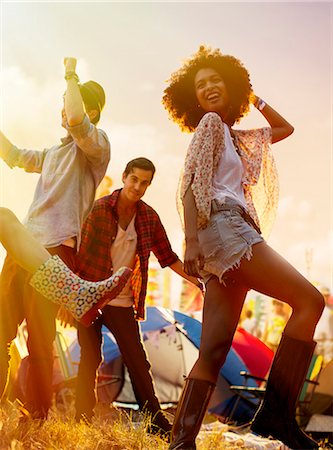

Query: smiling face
<box><xmin>194</xmin><ymin>67</ymin><xmax>229</xmax><ymax>119</ymax></box>
<box><xmin>121</xmin><ymin>167</ymin><xmax>153</xmax><ymax>204</ymax></box>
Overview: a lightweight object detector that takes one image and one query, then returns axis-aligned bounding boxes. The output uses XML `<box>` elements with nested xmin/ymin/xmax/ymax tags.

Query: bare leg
<box><xmin>188</xmin><ymin>240</ymin><xmax>323</xmax><ymax>381</ymax></box>
<box><xmin>170</xmin><ymin>242</ymin><xmax>323</xmax><ymax>450</ymax></box>
<box><xmin>0</xmin><ymin>207</ymin><xmax>132</xmax><ymax>326</ymax></box>
<box><xmin>232</xmin><ymin>241</ymin><xmax>324</xmax><ymax>341</ymax></box>
<box><xmin>0</xmin><ymin>207</ymin><xmax>49</xmax><ymax>273</ymax></box>
<box><xmin>189</xmin><ymin>278</ymin><xmax>248</xmax><ymax>383</ymax></box>
<box><xmin>169</xmin><ymin>280</ymin><xmax>248</xmax><ymax>449</ymax></box>
<box><xmin>240</xmin><ymin>245</ymin><xmax>323</xmax><ymax>449</ymax></box>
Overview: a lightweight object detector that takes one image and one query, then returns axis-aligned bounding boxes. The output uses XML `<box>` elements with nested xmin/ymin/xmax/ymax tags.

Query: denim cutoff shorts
<box><xmin>198</xmin><ymin>199</ymin><xmax>264</xmax><ymax>284</ymax></box>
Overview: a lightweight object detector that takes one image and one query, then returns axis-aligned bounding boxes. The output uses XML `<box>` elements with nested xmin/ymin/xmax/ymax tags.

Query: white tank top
<box><xmin>212</xmin><ymin>124</ymin><xmax>247</xmax><ymax>209</ymax></box>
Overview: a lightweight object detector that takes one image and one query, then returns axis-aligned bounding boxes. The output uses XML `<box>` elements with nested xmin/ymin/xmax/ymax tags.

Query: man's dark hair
<box><xmin>124</xmin><ymin>157</ymin><xmax>156</xmax><ymax>182</ymax></box>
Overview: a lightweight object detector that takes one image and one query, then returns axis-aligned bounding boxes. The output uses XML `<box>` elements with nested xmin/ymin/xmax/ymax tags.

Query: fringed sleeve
<box><xmin>177</xmin><ymin>113</ymin><xmax>225</xmax><ymax>230</ymax></box>
<box><xmin>235</xmin><ymin>127</ymin><xmax>279</xmax><ymax>239</ymax></box>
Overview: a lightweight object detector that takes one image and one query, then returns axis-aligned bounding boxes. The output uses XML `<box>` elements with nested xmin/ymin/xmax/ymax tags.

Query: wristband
<box><xmin>256</xmin><ymin>98</ymin><xmax>266</xmax><ymax>111</ymax></box>
<box><xmin>64</xmin><ymin>71</ymin><xmax>80</xmax><ymax>82</ymax></box>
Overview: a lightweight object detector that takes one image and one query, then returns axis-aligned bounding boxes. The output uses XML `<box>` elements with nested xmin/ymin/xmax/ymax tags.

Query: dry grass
<box><xmin>0</xmin><ymin>400</ymin><xmax>237</xmax><ymax>450</ymax></box>
<box><xmin>1</xmin><ymin>401</ymin><xmax>162</xmax><ymax>450</ymax></box>
<box><xmin>0</xmin><ymin>400</ymin><xmax>331</xmax><ymax>450</ymax></box>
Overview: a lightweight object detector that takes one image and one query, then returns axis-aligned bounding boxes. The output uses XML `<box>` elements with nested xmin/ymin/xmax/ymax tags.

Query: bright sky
<box><xmin>0</xmin><ymin>1</ymin><xmax>332</xmax><ymax>291</ymax></box>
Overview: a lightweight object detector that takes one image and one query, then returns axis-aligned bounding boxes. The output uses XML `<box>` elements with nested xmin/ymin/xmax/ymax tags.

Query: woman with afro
<box><xmin>163</xmin><ymin>46</ymin><xmax>323</xmax><ymax>450</ymax></box>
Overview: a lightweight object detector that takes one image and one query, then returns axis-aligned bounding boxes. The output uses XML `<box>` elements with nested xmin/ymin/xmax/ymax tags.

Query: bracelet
<box><xmin>64</xmin><ymin>71</ymin><xmax>80</xmax><ymax>82</ymax></box>
<box><xmin>255</xmin><ymin>98</ymin><xmax>266</xmax><ymax>111</ymax></box>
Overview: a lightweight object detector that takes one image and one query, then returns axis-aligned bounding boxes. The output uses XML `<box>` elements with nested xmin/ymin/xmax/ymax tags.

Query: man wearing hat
<box><xmin>0</xmin><ymin>57</ymin><xmax>110</xmax><ymax>420</ymax></box>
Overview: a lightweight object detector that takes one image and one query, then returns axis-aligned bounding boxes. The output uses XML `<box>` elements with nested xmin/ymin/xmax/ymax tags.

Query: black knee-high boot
<box><xmin>169</xmin><ymin>378</ymin><xmax>215</xmax><ymax>450</ymax></box>
<box><xmin>251</xmin><ymin>333</ymin><xmax>318</xmax><ymax>449</ymax></box>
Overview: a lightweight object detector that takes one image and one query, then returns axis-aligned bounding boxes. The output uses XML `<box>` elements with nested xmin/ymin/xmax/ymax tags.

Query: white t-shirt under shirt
<box><xmin>212</xmin><ymin>124</ymin><xmax>247</xmax><ymax>209</ymax></box>
<box><xmin>109</xmin><ymin>215</ymin><xmax>137</xmax><ymax>307</ymax></box>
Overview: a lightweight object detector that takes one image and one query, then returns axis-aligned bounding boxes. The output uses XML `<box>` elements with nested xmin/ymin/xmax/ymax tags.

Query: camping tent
<box><xmin>69</xmin><ymin>306</ymin><xmax>273</xmax><ymax>420</ymax></box>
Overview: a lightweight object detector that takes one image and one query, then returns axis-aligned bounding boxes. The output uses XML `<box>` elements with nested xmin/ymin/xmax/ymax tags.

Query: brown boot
<box><xmin>251</xmin><ymin>333</ymin><xmax>318</xmax><ymax>449</ymax></box>
<box><xmin>169</xmin><ymin>378</ymin><xmax>215</xmax><ymax>450</ymax></box>
<box><xmin>147</xmin><ymin>410</ymin><xmax>172</xmax><ymax>440</ymax></box>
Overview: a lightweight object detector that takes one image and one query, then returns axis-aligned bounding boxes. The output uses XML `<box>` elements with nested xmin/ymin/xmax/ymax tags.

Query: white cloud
<box><xmin>1</xmin><ymin>65</ymin><xmax>62</xmax><ymax>146</ymax></box>
<box><xmin>278</xmin><ymin>196</ymin><xmax>313</xmax><ymax>218</ymax></box>
<box><xmin>140</xmin><ymin>82</ymin><xmax>156</xmax><ymax>92</ymax></box>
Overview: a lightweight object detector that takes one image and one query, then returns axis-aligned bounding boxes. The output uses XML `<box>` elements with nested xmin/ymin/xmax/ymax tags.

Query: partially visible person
<box><xmin>262</xmin><ymin>299</ymin><xmax>289</xmax><ymax>352</ymax></box>
<box><xmin>74</xmin><ymin>157</ymin><xmax>203</xmax><ymax>438</ymax></box>
<box><xmin>241</xmin><ymin>309</ymin><xmax>257</xmax><ymax>335</ymax></box>
<box><xmin>162</xmin><ymin>45</ymin><xmax>324</xmax><ymax>449</ymax></box>
<box><xmin>0</xmin><ymin>207</ymin><xmax>131</xmax><ymax>325</ymax></box>
<box><xmin>314</xmin><ymin>286</ymin><xmax>333</xmax><ymax>364</ymax></box>
<box><xmin>95</xmin><ymin>174</ymin><xmax>113</xmax><ymax>199</ymax></box>
<box><xmin>0</xmin><ymin>57</ymin><xmax>129</xmax><ymax>420</ymax></box>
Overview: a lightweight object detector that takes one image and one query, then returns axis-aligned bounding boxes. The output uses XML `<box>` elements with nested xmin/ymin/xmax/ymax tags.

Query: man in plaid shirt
<box><xmin>74</xmin><ymin>157</ymin><xmax>202</xmax><ymax>436</ymax></box>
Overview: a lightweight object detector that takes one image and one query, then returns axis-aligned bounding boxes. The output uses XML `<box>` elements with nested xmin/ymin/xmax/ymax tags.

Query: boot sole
<box><xmin>251</xmin><ymin>423</ymin><xmax>318</xmax><ymax>449</ymax></box>
<box><xmin>80</xmin><ymin>268</ymin><xmax>132</xmax><ymax>327</ymax></box>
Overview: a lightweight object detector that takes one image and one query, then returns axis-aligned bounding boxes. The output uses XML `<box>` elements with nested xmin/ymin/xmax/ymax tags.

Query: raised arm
<box><xmin>63</xmin><ymin>58</ymin><xmax>110</xmax><ymax>164</ymax></box>
<box><xmin>64</xmin><ymin>57</ymin><xmax>85</xmax><ymax>126</ymax></box>
<box><xmin>0</xmin><ymin>130</ymin><xmax>45</xmax><ymax>172</ymax></box>
<box><xmin>0</xmin><ymin>131</ymin><xmax>14</xmax><ymax>160</ymax></box>
<box><xmin>252</xmin><ymin>95</ymin><xmax>294</xmax><ymax>144</ymax></box>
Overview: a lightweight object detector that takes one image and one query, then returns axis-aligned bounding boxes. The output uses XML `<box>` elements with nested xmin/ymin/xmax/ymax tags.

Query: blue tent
<box><xmin>69</xmin><ymin>306</ymin><xmax>257</xmax><ymax>420</ymax></box>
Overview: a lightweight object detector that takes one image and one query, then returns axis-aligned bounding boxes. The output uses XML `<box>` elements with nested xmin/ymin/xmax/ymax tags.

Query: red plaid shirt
<box><xmin>76</xmin><ymin>189</ymin><xmax>179</xmax><ymax>320</ymax></box>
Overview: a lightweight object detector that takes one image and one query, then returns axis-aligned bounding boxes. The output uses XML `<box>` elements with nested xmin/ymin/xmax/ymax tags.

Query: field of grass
<box><xmin>0</xmin><ymin>399</ymin><xmax>238</xmax><ymax>450</ymax></box>
<box><xmin>1</xmin><ymin>399</ymin><xmax>331</xmax><ymax>450</ymax></box>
